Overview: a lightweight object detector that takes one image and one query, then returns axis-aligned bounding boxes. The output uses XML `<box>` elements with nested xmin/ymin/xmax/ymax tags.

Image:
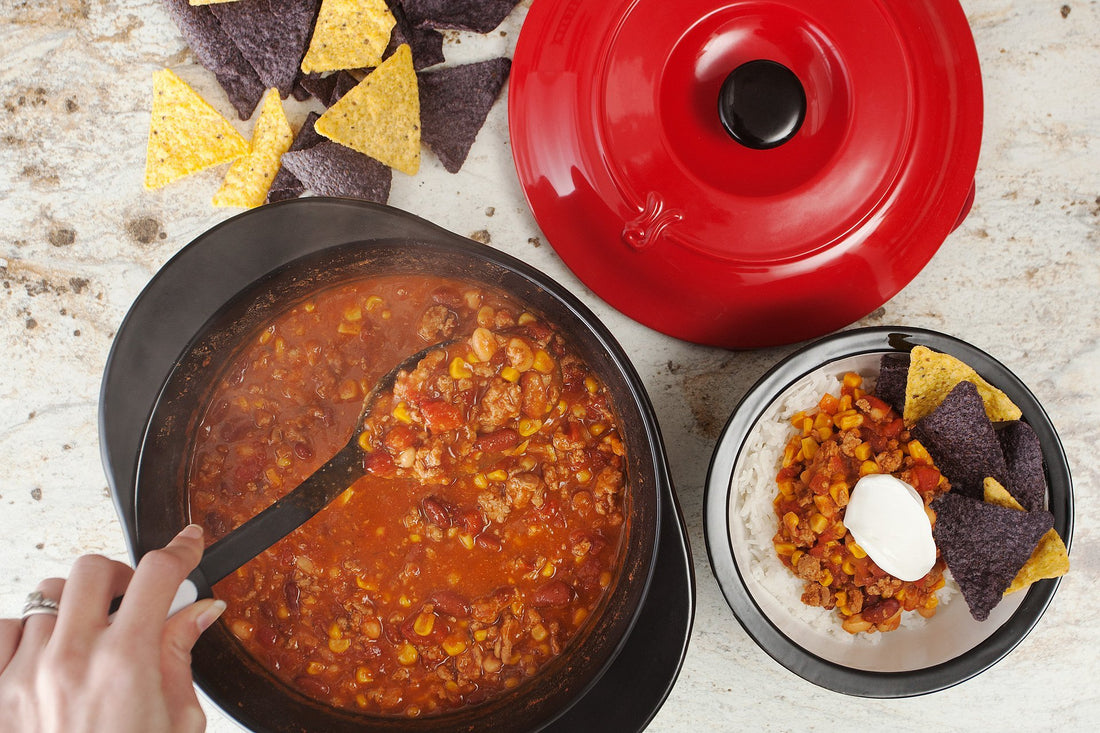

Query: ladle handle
<box><xmin>107</xmin><ymin>566</ymin><xmax>212</xmax><ymax>620</ymax></box>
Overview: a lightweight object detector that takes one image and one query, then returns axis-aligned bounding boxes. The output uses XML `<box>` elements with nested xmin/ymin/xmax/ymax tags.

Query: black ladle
<box><xmin>110</xmin><ymin>340</ymin><xmax>455</xmax><ymax>618</ymax></box>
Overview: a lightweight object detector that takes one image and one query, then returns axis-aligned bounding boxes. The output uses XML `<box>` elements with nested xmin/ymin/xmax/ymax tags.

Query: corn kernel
<box><xmin>327</xmin><ymin>622</ymin><xmax>343</xmax><ymax>640</ymax></box>
<box><xmin>836</xmin><ymin>412</ymin><xmax>864</xmax><ymax>431</ymax></box>
<box><xmin>473</xmin><ymin>629</ymin><xmax>489</xmax><ymax>642</ymax></box>
<box><xmin>258</xmin><ymin>326</ymin><xmax>274</xmax><ymax>345</ymax></box>
<box><xmin>800</xmin><ymin>436</ymin><xmax>818</xmax><ymax>460</ymax></box>
<box><xmin>459</xmin><ymin>533</ymin><xmax>475</xmax><ymax>550</ymax></box>
<box><xmin>908</xmin><ymin>439</ymin><xmax>931</xmax><ymax>464</ymax></box>
<box><xmin>343</xmin><ymin>305</ymin><xmax>362</xmax><ymax>322</ymax></box>
<box><xmin>790</xmin><ymin>550</ymin><xmax>804</xmax><ymax>567</ymax></box>
<box><xmin>356</xmin><ymin>666</ymin><xmax>373</xmax><ymax>684</ymax></box>
<box><xmin>364</xmin><ymin>295</ymin><xmax>384</xmax><ymax>311</ymax></box>
<box><xmin>329</xmin><ymin>637</ymin><xmax>351</xmax><ymax>653</ymax></box>
<box><xmin>859</xmin><ymin>460</ymin><xmax>880</xmax><ymax>476</ymax></box>
<box><xmin>487</xmin><ymin>469</ymin><xmax>508</xmax><ymax>482</ymax></box>
<box><xmin>783</xmin><ymin>511</ymin><xmax>799</xmax><ymax>533</ymax></box>
<box><xmin>264</xmin><ymin>467</ymin><xmax>282</xmax><ymax>487</ymax></box>
<box><xmin>517</xmin><ymin>311</ymin><xmax>537</xmax><ymax>325</ymax></box>
<box><xmin>531</xmin><ymin>624</ymin><xmax>548</xmax><ymax>642</ymax></box>
<box><xmin>443</xmin><ymin>638</ymin><xmax>468</xmax><ymax>656</ymax></box>
<box><xmin>397</xmin><ymin>643</ymin><xmax>418</xmax><ymax>666</ymax></box>
<box><xmin>392</xmin><ymin>401</ymin><xmax>413</xmax><ymax>423</ymax></box>
<box><xmin>835</xmin><ymin>591</ymin><xmax>847</xmax><ymax>608</ymax></box>
<box><xmin>540</xmin><ymin>562</ymin><xmax>555</xmax><ymax>577</ymax></box>
<box><xmin>306</xmin><ymin>661</ymin><xmax>325</xmax><ymax>675</ymax></box>
<box><xmin>849</xmin><ymin>541</ymin><xmax>868</xmax><ymax>559</ymax></box>
<box><xmin>449</xmin><ymin>357</ymin><xmax>474</xmax><ymax>380</ymax></box>
<box><xmin>519</xmin><ymin>418</ymin><xmax>542</xmax><ymax>437</ymax></box>
<box><xmin>572</xmin><ymin>608</ymin><xmax>588</xmax><ymax>626</ymax></box>
<box><xmin>413</xmin><ymin>612</ymin><xmax>435</xmax><ymax>636</ymax></box>
<box><xmin>500</xmin><ymin>365</ymin><xmax>521</xmax><ymax>383</ymax></box>
<box><xmin>819</xmin><ymin>569</ymin><xmax>833</xmax><ymax>586</ymax></box>
<box><xmin>584</xmin><ymin>376</ymin><xmax>599</xmax><ymax>394</ymax></box>
<box><xmin>842</xmin><ymin>559</ymin><xmax>856</xmax><ymax>575</ymax></box>
<box><xmin>809</xmin><ymin>513</ymin><xmax>829</xmax><ymax>534</ymax></box>
<box><xmin>853</xmin><ymin>442</ymin><xmax>873</xmax><ymax>461</ymax></box>
<box><xmin>398</xmin><ymin>594</ymin><xmax>411</xmax><ymax>608</ymax></box>
<box><xmin>337</xmin><ymin>321</ymin><xmax>361</xmax><ymax>335</ymax></box>
<box><xmin>357</xmin><ymin>432</ymin><xmax>373</xmax><ymax>452</ymax></box>
<box><xmin>533</xmin><ymin>349</ymin><xmax>555</xmax><ymax>373</ymax></box>
<box><xmin>829</xmin><ymin>481</ymin><xmax>850</xmax><ymax>507</ymax></box>
<box><xmin>842</xmin><ymin>372</ymin><xmax>863</xmax><ymax>389</ymax></box>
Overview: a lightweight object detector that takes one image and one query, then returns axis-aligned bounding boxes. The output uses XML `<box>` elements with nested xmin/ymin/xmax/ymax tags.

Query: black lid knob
<box><xmin>718</xmin><ymin>60</ymin><xmax>806</xmax><ymax>150</ymax></box>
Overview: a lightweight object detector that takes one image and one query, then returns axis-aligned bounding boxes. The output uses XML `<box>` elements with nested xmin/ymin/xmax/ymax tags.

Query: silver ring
<box><xmin>21</xmin><ymin>590</ymin><xmax>60</xmax><ymax>621</ymax></box>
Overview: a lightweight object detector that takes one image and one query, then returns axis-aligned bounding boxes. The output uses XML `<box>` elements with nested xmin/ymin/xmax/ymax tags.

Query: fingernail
<box><xmin>196</xmin><ymin>599</ymin><xmax>226</xmax><ymax>632</ymax></box>
<box><xmin>178</xmin><ymin>523</ymin><xmax>203</xmax><ymax>540</ymax></box>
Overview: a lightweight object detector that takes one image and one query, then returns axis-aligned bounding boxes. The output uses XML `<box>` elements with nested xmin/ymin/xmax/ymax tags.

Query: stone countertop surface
<box><xmin>1</xmin><ymin>1</ymin><xmax>1097</xmax><ymax>730</ymax></box>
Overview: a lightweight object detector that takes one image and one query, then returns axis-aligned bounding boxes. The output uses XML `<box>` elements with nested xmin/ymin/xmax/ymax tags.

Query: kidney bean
<box><xmin>421</xmin><ymin>496</ymin><xmax>453</xmax><ymax>528</ymax></box>
<box><xmin>531</xmin><ymin>580</ymin><xmax>574</xmax><ymax>609</ymax></box>
<box><xmin>473</xmin><ymin>428</ymin><xmax>519</xmax><ymax>454</ymax></box>
<box><xmin>429</xmin><ymin>590</ymin><xmax>470</xmax><ymax>619</ymax></box>
<box><xmin>284</xmin><ymin>580</ymin><xmax>300</xmax><ymax>615</ymax></box>
<box><xmin>863</xmin><ymin>598</ymin><xmax>901</xmax><ymax>626</ymax></box>
<box><xmin>293</xmin><ymin>677</ymin><xmax>330</xmax><ymax>699</ymax></box>
<box><xmin>475</xmin><ymin>533</ymin><xmax>502</xmax><ymax>552</ymax></box>
<box><xmin>292</xmin><ymin>441</ymin><xmax>313</xmax><ymax>460</ymax></box>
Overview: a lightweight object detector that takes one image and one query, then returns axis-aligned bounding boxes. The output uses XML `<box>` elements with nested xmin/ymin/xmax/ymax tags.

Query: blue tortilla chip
<box><xmin>876</xmin><ymin>352</ymin><xmax>910</xmax><ymax>415</ymax></box>
<box><xmin>418</xmin><ymin>58</ymin><xmax>511</xmax><ymax>173</ymax></box>
<box><xmin>161</xmin><ymin>0</ymin><xmax>266</xmax><ymax>119</ymax></box>
<box><xmin>280</xmin><ymin>141</ymin><xmax>392</xmax><ymax>203</ymax></box>
<box><xmin>299</xmin><ymin>70</ymin><xmax>361</xmax><ymax>106</ymax></box>
<box><xmin>402</xmin><ymin>0</ymin><xmax>520</xmax><ymax>33</ymax></box>
<box><xmin>912</xmin><ymin>380</ymin><xmax>1008</xmax><ymax>499</ymax></box>
<box><xmin>385</xmin><ymin>0</ymin><xmax>445</xmax><ymax>70</ymax></box>
<box><xmin>210</xmin><ymin>0</ymin><xmax>322</xmax><ymax>97</ymax></box>
<box><xmin>931</xmin><ymin>492</ymin><xmax>1053</xmax><ymax>621</ymax></box>
<box><xmin>998</xmin><ymin>421</ymin><xmax>1047</xmax><ymax>512</ymax></box>
<box><xmin>266</xmin><ymin>111</ymin><xmax>324</xmax><ymax>203</ymax></box>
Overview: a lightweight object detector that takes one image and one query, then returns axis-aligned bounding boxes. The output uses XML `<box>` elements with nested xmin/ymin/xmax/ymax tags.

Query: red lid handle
<box><xmin>718</xmin><ymin>60</ymin><xmax>806</xmax><ymax>150</ymax></box>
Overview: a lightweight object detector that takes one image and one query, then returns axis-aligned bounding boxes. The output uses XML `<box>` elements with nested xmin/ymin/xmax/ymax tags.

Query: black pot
<box><xmin>105</xmin><ymin>200</ymin><xmax>669</xmax><ymax>732</ymax></box>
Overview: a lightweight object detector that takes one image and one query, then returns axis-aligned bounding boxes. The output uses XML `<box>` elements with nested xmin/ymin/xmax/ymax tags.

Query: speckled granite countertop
<box><xmin>2</xmin><ymin>1</ymin><xmax>1097</xmax><ymax>730</ymax></box>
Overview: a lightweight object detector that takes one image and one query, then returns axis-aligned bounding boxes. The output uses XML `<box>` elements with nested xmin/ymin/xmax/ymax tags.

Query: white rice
<box><xmin>731</xmin><ymin>362</ymin><xmax>959</xmax><ymax>644</ymax></box>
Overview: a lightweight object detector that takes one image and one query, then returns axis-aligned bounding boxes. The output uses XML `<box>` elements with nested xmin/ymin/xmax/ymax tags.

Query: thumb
<box><xmin>160</xmin><ymin>598</ymin><xmax>225</xmax><ymax>731</ymax></box>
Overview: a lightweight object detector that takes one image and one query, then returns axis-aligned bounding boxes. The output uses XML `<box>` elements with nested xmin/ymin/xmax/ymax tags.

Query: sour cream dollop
<box><xmin>844</xmin><ymin>474</ymin><xmax>936</xmax><ymax>582</ymax></box>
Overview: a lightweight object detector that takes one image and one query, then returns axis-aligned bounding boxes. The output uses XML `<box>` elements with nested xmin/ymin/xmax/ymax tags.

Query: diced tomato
<box><xmin>420</xmin><ymin>400</ymin><xmax>464</xmax><ymax>434</ymax></box>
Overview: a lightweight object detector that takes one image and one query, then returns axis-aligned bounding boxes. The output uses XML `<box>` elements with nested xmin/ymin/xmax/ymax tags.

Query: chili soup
<box><xmin>187</xmin><ymin>274</ymin><xmax>629</xmax><ymax>717</ymax></box>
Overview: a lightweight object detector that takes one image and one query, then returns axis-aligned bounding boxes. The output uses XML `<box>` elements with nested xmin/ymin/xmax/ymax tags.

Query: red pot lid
<box><xmin>509</xmin><ymin>0</ymin><xmax>982</xmax><ymax>348</ymax></box>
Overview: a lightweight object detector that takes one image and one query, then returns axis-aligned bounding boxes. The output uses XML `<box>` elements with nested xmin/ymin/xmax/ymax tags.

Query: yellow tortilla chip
<box><xmin>903</xmin><ymin>345</ymin><xmax>1022</xmax><ymax>424</ymax></box>
<box><xmin>144</xmin><ymin>69</ymin><xmax>247</xmax><ymax>190</ymax></box>
<box><xmin>300</xmin><ymin>0</ymin><xmax>396</xmax><ymax>74</ymax></box>
<box><xmin>315</xmin><ymin>44</ymin><xmax>420</xmax><ymax>175</ymax></box>
<box><xmin>983</xmin><ymin>477</ymin><xmax>1069</xmax><ymax>594</ymax></box>
<box><xmin>213</xmin><ymin>89</ymin><xmax>294</xmax><ymax>208</ymax></box>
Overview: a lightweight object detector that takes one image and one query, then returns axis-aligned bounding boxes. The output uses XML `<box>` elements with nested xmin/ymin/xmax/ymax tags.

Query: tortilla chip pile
<box><xmin>880</xmin><ymin>346</ymin><xmax>1069</xmax><ymax>623</ymax></box>
<box><xmin>145</xmin><ymin>0</ymin><xmax>515</xmax><ymax>206</ymax></box>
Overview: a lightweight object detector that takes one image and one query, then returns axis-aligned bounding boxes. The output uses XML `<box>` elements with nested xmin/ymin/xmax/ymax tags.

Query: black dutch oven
<box><xmin>100</xmin><ymin>199</ymin><xmax>675</xmax><ymax>732</ymax></box>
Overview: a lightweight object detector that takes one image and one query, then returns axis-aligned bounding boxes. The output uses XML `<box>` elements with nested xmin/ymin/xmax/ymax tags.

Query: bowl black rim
<box><xmin>703</xmin><ymin>326</ymin><xmax>1074</xmax><ymax>698</ymax></box>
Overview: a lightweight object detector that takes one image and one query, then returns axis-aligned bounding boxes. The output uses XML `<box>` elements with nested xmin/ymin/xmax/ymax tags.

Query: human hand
<box><xmin>0</xmin><ymin>524</ymin><xmax>225</xmax><ymax>733</ymax></box>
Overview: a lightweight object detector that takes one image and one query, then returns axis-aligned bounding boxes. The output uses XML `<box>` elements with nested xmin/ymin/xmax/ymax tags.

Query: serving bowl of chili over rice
<box><xmin>704</xmin><ymin>327</ymin><xmax>1073</xmax><ymax>697</ymax></box>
